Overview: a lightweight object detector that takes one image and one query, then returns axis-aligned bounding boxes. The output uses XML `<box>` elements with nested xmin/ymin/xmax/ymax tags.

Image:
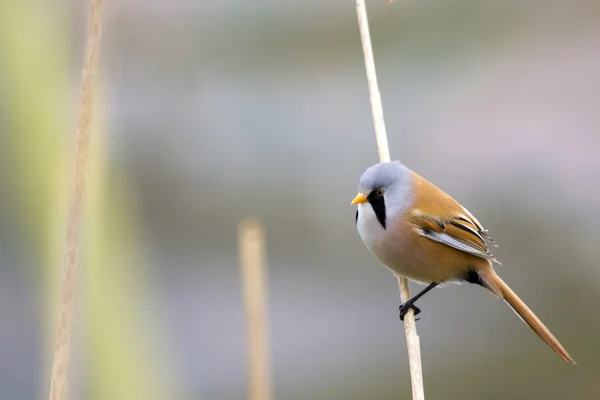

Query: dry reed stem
<box><xmin>48</xmin><ymin>1</ymin><xmax>104</xmax><ymax>399</ymax></box>
<box><xmin>355</xmin><ymin>1</ymin><xmax>425</xmax><ymax>399</ymax></box>
<box><xmin>238</xmin><ymin>218</ymin><xmax>273</xmax><ymax>400</ymax></box>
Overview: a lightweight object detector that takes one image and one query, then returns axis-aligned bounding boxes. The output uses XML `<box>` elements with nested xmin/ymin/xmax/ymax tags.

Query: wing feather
<box><xmin>409</xmin><ymin>172</ymin><xmax>500</xmax><ymax>264</ymax></box>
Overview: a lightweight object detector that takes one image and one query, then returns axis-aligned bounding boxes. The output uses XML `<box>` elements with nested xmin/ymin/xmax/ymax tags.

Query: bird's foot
<box><xmin>399</xmin><ymin>302</ymin><xmax>421</xmax><ymax>321</ymax></box>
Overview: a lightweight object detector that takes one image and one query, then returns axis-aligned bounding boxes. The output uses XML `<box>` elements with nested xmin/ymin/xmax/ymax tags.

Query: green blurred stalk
<box><xmin>0</xmin><ymin>2</ymin><xmax>177</xmax><ymax>399</ymax></box>
<box><xmin>83</xmin><ymin>90</ymin><xmax>176</xmax><ymax>400</ymax></box>
<box><xmin>0</xmin><ymin>0</ymin><xmax>70</xmax><ymax>369</ymax></box>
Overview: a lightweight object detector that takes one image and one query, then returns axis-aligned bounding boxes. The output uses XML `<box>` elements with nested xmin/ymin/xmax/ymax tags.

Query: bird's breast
<box><xmin>357</xmin><ymin>205</ymin><xmax>474</xmax><ymax>283</ymax></box>
<box><xmin>356</xmin><ymin>204</ymin><xmax>411</xmax><ymax>270</ymax></box>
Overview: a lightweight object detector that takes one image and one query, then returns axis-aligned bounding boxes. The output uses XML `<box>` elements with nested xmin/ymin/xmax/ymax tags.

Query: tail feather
<box><xmin>478</xmin><ymin>269</ymin><xmax>576</xmax><ymax>364</ymax></box>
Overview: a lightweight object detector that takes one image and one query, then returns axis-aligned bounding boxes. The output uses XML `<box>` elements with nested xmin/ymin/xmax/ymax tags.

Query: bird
<box><xmin>351</xmin><ymin>160</ymin><xmax>575</xmax><ymax>364</ymax></box>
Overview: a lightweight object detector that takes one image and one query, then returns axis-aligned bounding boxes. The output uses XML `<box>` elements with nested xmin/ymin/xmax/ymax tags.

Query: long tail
<box><xmin>478</xmin><ymin>269</ymin><xmax>576</xmax><ymax>364</ymax></box>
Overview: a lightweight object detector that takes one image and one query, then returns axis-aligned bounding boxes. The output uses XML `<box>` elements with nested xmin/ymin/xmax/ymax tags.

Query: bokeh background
<box><xmin>1</xmin><ymin>0</ymin><xmax>599</xmax><ymax>399</ymax></box>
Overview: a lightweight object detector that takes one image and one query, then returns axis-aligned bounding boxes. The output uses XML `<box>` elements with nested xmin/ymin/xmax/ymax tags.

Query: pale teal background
<box><xmin>1</xmin><ymin>0</ymin><xmax>599</xmax><ymax>399</ymax></box>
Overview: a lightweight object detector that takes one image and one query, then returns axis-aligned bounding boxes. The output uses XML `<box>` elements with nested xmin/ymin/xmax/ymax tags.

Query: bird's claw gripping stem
<box><xmin>399</xmin><ymin>302</ymin><xmax>421</xmax><ymax>321</ymax></box>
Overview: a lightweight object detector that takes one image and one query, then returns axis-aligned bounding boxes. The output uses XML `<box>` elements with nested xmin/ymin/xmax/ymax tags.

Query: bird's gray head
<box><xmin>351</xmin><ymin>161</ymin><xmax>413</xmax><ymax>229</ymax></box>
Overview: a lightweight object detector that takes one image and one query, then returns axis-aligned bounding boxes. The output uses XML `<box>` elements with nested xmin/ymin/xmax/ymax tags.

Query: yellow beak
<box><xmin>351</xmin><ymin>193</ymin><xmax>368</xmax><ymax>205</ymax></box>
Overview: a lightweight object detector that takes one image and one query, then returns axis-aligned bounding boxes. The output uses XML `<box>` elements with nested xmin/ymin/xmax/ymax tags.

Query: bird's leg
<box><xmin>399</xmin><ymin>282</ymin><xmax>438</xmax><ymax>321</ymax></box>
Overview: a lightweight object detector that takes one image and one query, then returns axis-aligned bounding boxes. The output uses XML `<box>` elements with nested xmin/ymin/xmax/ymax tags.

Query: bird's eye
<box><xmin>376</xmin><ymin>189</ymin><xmax>384</xmax><ymax>197</ymax></box>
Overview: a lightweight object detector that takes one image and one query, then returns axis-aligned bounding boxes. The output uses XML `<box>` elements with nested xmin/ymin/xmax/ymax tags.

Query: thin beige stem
<box><xmin>355</xmin><ymin>1</ymin><xmax>425</xmax><ymax>399</ymax></box>
<box><xmin>48</xmin><ymin>1</ymin><xmax>104</xmax><ymax>399</ymax></box>
<box><xmin>239</xmin><ymin>218</ymin><xmax>273</xmax><ymax>400</ymax></box>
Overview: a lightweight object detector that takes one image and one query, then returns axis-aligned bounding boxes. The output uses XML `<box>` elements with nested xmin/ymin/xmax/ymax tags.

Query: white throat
<box><xmin>356</xmin><ymin>202</ymin><xmax>386</xmax><ymax>255</ymax></box>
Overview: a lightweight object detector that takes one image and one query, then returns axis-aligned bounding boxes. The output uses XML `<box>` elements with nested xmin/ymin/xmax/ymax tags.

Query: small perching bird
<box><xmin>352</xmin><ymin>160</ymin><xmax>575</xmax><ymax>364</ymax></box>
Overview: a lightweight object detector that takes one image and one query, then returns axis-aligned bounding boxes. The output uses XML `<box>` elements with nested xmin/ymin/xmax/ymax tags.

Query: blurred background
<box><xmin>1</xmin><ymin>0</ymin><xmax>599</xmax><ymax>399</ymax></box>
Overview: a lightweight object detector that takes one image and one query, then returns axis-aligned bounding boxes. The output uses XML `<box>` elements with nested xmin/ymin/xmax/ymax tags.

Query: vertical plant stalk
<box><xmin>355</xmin><ymin>1</ymin><xmax>425</xmax><ymax>399</ymax></box>
<box><xmin>238</xmin><ymin>218</ymin><xmax>273</xmax><ymax>400</ymax></box>
<box><xmin>49</xmin><ymin>1</ymin><xmax>104</xmax><ymax>399</ymax></box>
